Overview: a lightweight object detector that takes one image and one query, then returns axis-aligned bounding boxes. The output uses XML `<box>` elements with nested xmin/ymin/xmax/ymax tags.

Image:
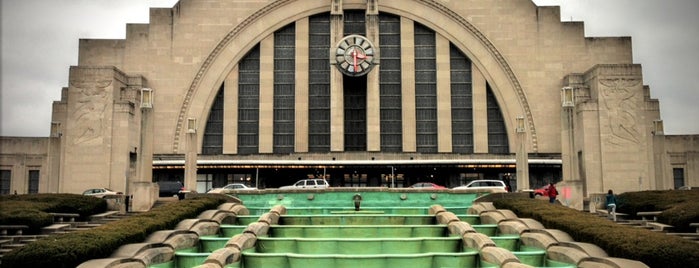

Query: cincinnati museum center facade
<box><xmin>1</xmin><ymin>0</ymin><xmax>697</xmax><ymax>210</ymax></box>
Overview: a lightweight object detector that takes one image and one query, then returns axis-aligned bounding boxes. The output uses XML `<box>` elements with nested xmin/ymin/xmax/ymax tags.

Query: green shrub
<box><xmin>0</xmin><ymin>194</ymin><xmax>107</xmax><ymax>235</ymax></box>
<box><xmin>0</xmin><ymin>194</ymin><xmax>107</xmax><ymax>221</ymax></box>
<box><xmin>0</xmin><ymin>202</ymin><xmax>53</xmax><ymax>234</ymax></box>
<box><xmin>1</xmin><ymin>195</ymin><xmax>229</xmax><ymax>268</ymax></box>
<box><xmin>494</xmin><ymin>198</ymin><xmax>699</xmax><ymax>267</ymax></box>
<box><xmin>618</xmin><ymin>189</ymin><xmax>699</xmax><ymax>232</ymax></box>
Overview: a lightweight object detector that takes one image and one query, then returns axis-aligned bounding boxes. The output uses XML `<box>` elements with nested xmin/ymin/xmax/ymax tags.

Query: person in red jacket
<box><xmin>547</xmin><ymin>183</ymin><xmax>558</xmax><ymax>204</ymax></box>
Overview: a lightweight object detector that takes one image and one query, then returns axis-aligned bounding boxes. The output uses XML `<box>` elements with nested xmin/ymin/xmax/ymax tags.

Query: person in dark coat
<box><xmin>503</xmin><ymin>178</ymin><xmax>512</xmax><ymax>192</ymax></box>
<box><xmin>547</xmin><ymin>183</ymin><xmax>558</xmax><ymax>204</ymax></box>
<box><xmin>606</xmin><ymin>189</ymin><xmax>617</xmax><ymax>221</ymax></box>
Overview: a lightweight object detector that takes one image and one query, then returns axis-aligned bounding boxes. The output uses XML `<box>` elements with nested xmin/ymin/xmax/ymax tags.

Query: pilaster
<box><xmin>259</xmin><ymin>35</ymin><xmax>275</xmax><ymax>153</ymax></box>
<box><xmin>295</xmin><ymin>18</ymin><xmax>310</xmax><ymax>152</ymax></box>
<box><xmin>365</xmin><ymin>0</ymin><xmax>381</xmax><ymax>151</ymax></box>
<box><xmin>436</xmin><ymin>33</ymin><xmax>452</xmax><ymax>152</ymax></box>
<box><xmin>330</xmin><ymin>0</ymin><xmax>345</xmax><ymax>152</ymax></box>
<box><xmin>223</xmin><ymin>66</ymin><xmax>239</xmax><ymax>154</ymax></box>
<box><xmin>400</xmin><ymin>17</ymin><xmax>416</xmax><ymax>152</ymax></box>
<box><xmin>472</xmin><ymin>64</ymin><xmax>488</xmax><ymax>153</ymax></box>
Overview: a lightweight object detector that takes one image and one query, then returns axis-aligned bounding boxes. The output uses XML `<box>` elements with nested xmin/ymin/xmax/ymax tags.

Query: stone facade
<box><xmin>1</xmin><ymin>0</ymin><xmax>697</xmax><ymax>210</ymax></box>
<box><xmin>0</xmin><ymin>137</ymin><xmax>51</xmax><ymax>194</ymax></box>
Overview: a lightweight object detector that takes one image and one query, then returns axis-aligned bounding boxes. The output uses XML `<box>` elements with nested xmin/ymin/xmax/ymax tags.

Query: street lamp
<box><xmin>187</xmin><ymin>118</ymin><xmax>197</xmax><ymax>133</ymax></box>
<box><xmin>652</xmin><ymin>120</ymin><xmax>664</xmax><ymax>135</ymax></box>
<box><xmin>561</xmin><ymin>86</ymin><xmax>574</xmax><ymax>108</ymax></box>
<box><xmin>388</xmin><ymin>166</ymin><xmax>395</xmax><ymax>188</ymax></box>
<box><xmin>50</xmin><ymin>122</ymin><xmax>62</xmax><ymax>138</ymax></box>
<box><xmin>140</xmin><ymin>88</ymin><xmax>153</xmax><ymax>109</ymax></box>
<box><xmin>516</xmin><ymin>116</ymin><xmax>525</xmax><ymax>133</ymax></box>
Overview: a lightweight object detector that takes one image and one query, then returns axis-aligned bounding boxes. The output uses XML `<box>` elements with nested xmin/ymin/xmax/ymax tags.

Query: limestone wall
<box><xmin>0</xmin><ymin>137</ymin><xmax>49</xmax><ymax>194</ymax></box>
<box><xmin>69</xmin><ymin>0</ymin><xmax>634</xmax><ymax>155</ymax></box>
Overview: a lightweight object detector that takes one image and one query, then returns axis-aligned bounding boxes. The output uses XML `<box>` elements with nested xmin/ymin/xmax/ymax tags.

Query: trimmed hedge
<box><xmin>0</xmin><ymin>202</ymin><xmax>53</xmax><ymax>234</ymax></box>
<box><xmin>0</xmin><ymin>194</ymin><xmax>107</xmax><ymax>234</ymax></box>
<box><xmin>1</xmin><ymin>194</ymin><xmax>230</xmax><ymax>268</ymax></box>
<box><xmin>617</xmin><ymin>189</ymin><xmax>699</xmax><ymax>232</ymax></box>
<box><xmin>494</xmin><ymin>198</ymin><xmax>699</xmax><ymax>268</ymax></box>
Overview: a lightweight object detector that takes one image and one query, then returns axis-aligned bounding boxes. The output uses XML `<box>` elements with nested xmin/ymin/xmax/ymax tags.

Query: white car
<box><xmin>453</xmin><ymin>180</ymin><xmax>508</xmax><ymax>192</ymax></box>
<box><xmin>279</xmin><ymin>179</ymin><xmax>330</xmax><ymax>189</ymax></box>
<box><xmin>82</xmin><ymin>188</ymin><xmax>122</xmax><ymax>198</ymax></box>
<box><xmin>207</xmin><ymin>183</ymin><xmax>257</xmax><ymax>194</ymax></box>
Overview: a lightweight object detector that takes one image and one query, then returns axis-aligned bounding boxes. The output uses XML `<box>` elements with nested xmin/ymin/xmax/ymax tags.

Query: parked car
<box><xmin>409</xmin><ymin>182</ymin><xmax>446</xmax><ymax>189</ymax></box>
<box><xmin>534</xmin><ymin>185</ymin><xmax>552</xmax><ymax>196</ymax></box>
<box><xmin>207</xmin><ymin>183</ymin><xmax>257</xmax><ymax>194</ymax></box>
<box><xmin>453</xmin><ymin>180</ymin><xmax>507</xmax><ymax>192</ymax></box>
<box><xmin>279</xmin><ymin>179</ymin><xmax>330</xmax><ymax>189</ymax></box>
<box><xmin>82</xmin><ymin>188</ymin><xmax>122</xmax><ymax>198</ymax></box>
<box><xmin>157</xmin><ymin>181</ymin><xmax>188</xmax><ymax>197</ymax></box>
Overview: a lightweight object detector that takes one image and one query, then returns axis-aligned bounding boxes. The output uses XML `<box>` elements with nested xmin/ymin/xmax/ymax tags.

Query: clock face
<box><xmin>334</xmin><ymin>35</ymin><xmax>376</xmax><ymax>77</ymax></box>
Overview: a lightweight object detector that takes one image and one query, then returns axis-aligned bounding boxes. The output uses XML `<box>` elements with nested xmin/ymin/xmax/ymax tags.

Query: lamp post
<box><xmin>185</xmin><ymin>117</ymin><xmax>198</xmax><ymax>194</ymax></box>
<box><xmin>388</xmin><ymin>166</ymin><xmax>395</xmax><ymax>188</ymax></box>
<box><xmin>652</xmin><ymin>119</ymin><xmax>666</xmax><ymax>189</ymax></box>
<box><xmin>561</xmin><ymin>86</ymin><xmax>577</xmax><ymax>183</ymax></box>
<box><xmin>138</xmin><ymin>88</ymin><xmax>154</xmax><ymax>186</ymax></box>
<box><xmin>515</xmin><ymin>116</ymin><xmax>529</xmax><ymax>191</ymax></box>
<box><xmin>131</xmin><ymin>88</ymin><xmax>154</xmax><ymax>211</ymax></box>
<box><xmin>561</xmin><ymin>86</ymin><xmax>574</xmax><ymax>108</ymax></box>
<box><xmin>48</xmin><ymin>122</ymin><xmax>62</xmax><ymax>193</ymax></box>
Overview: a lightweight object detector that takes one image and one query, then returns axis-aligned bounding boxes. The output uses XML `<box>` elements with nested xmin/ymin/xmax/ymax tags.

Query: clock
<box><xmin>334</xmin><ymin>34</ymin><xmax>376</xmax><ymax>77</ymax></box>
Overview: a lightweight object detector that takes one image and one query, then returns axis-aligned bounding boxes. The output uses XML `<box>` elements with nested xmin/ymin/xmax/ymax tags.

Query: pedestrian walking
<box><xmin>606</xmin><ymin>189</ymin><xmax>617</xmax><ymax>221</ymax></box>
<box><xmin>547</xmin><ymin>183</ymin><xmax>558</xmax><ymax>204</ymax></box>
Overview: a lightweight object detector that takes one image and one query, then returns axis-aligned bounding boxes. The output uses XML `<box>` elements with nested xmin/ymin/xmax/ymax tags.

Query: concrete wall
<box><xmin>0</xmin><ymin>137</ymin><xmax>49</xmax><ymax>194</ymax></box>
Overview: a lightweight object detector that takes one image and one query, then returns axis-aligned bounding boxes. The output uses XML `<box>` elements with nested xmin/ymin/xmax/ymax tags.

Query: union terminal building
<box><xmin>2</xmin><ymin>0</ymin><xmax>698</xmax><ymax>210</ymax></box>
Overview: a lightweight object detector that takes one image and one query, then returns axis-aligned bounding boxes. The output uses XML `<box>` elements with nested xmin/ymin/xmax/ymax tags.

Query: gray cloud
<box><xmin>1</xmin><ymin>0</ymin><xmax>176</xmax><ymax>137</ymax></box>
<box><xmin>553</xmin><ymin>0</ymin><xmax>699</xmax><ymax>134</ymax></box>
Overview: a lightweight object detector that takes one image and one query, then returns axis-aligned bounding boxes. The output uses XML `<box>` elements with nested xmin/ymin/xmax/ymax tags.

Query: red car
<box><xmin>409</xmin><ymin>182</ymin><xmax>446</xmax><ymax>189</ymax></box>
<box><xmin>534</xmin><ymin>185</ymin><xmax>552</xmax><ymax>197</ymax></box>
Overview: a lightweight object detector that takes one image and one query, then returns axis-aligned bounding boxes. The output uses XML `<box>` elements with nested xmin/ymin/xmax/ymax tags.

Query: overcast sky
<box><xmin>2</xmin><ymin>0</ymin><xmax>698</xmax><ymax>137</ymax></box>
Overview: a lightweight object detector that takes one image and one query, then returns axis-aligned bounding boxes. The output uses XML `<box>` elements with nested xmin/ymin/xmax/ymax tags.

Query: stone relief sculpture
<box><xmin>599</xmin><ymin>78</ymin><xmax>642</xmax><ymax>147</ymax></box>
<box><xmin>70</xmin><ymin>80</ymin><xmax>112</xmax><ymax>145</ymax></box>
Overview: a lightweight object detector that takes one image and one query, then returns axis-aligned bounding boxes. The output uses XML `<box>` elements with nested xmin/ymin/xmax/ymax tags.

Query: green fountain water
<box><xmin>152</xmin><ymin>189</ymin><xmax>575</xmax><ymax>268</ymax></box>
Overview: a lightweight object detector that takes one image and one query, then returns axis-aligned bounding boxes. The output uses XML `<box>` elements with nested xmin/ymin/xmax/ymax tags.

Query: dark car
<box><xmin>157</xmin><ymin>181</ymin><xmax>186</xmax><ymax>197</ymax></box>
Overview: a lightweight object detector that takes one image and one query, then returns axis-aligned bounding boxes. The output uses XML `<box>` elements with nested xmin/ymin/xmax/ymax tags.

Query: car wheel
<box><xmin>534</xmin><ymin>193</ymin><xmax>542</xmax><ymax>196</ymax></box>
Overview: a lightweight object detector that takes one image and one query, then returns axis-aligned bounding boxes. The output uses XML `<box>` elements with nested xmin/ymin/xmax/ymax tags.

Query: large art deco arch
<box><xmin>172</xmin><ymin>0</ymin><xmax>537</xmax><ymax>153</ymax></box>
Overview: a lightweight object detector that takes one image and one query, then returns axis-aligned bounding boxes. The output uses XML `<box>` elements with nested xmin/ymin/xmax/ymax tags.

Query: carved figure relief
<box><xmin>599</xmin><ymin>78</ymin><xmax>642</xmax><ymax>147</ymax></box>
<box><xmin>70</xmin><ymin>80</ymin><xmax>112</xmax><ymax>145</ymax></box>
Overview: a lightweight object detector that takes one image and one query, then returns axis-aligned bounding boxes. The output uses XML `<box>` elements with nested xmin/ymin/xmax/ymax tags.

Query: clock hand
<box><xmin>352</xmin><ymin>49</ymin><xmax>358</xmax><ymax>72</ymax></box>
